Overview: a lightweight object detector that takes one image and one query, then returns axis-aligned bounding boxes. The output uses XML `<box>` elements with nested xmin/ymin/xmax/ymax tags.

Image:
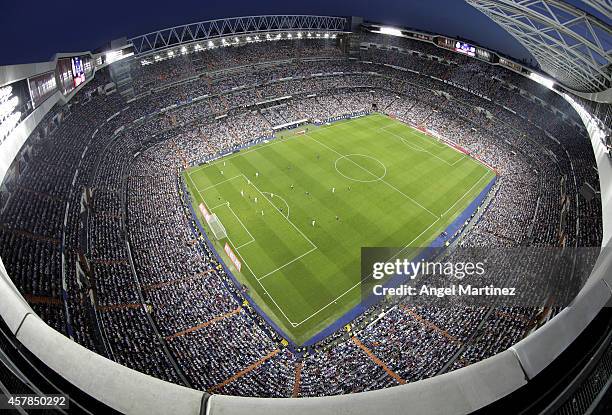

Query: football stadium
<box><xmin>0</xmin><ymin>1</ymin><xmax>610</xmax><ymax>414</ymax></box>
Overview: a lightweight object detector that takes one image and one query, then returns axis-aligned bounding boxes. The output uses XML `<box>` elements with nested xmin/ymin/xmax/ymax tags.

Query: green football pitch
<box><xmin>184</xmin><ymin>113</ymin><xmax>495</xmax><ymax>344</ymax></box>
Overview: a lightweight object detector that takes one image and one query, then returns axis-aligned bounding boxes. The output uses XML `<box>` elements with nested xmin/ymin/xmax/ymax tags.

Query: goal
<box><xmin>208</xmin><ymin>213</ymin><xmax>227</xmax><ymax>240</ymax></box>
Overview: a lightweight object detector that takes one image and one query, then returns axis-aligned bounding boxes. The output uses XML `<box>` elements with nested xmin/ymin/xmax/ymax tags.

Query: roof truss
<box><xmin>466</xmin><ymin>0</ymin><xmax>611</xmax><ymax>92</ymax></box>
<box><xmin>129</xmin><ymin>15</ymin><xmax>348</xmax><ymax>55</ymax></box>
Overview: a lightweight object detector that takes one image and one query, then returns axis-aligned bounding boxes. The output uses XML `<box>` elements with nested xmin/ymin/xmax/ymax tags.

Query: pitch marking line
<box><xmin>210</xmin><ymin>202</ymin><xmax>256</xmax><ymax>248</ymax></box>
<box><xmin>293</xmin><ymin>216</ymin><xmax>441</xmax><ymax>327</ymax></box>
<box><xmin>305</xmin><ymin>133</ymin><xmax>440</xmax><ymax>219</ymax></box>
<box><xmin>379</xmin><ymin>126</ymin><xmax>464</xmax><ymax>167</ymax></box>
<box><xmin>262</xmin><ymin>192</ymin><xmax>290</xmax><ymax>219</ymax></box>
<box><xmin>334</xmin><ymin>154</ymin><xmax>387</xmax><ymax>183</ymax></box>
<box><xmin>199</xmin><ymin>174</ymin><xmax>242</xmax><ymax>192</ymax></box>
<box><xmin>257</xmin><ymin>246</ymin><xmax>318</xmax><ymax>282</ymax></box>
<box><xmin>226</xmin><ymin>238</ymin><xmax>298</xmax><ymax>326</ymax></box>
<box><xmin>210</xmin><ymin>201</ymin><xmax>229</xmax><ymax>210</ymax></box>
<box><xmin>243</xmin><ymin>174</ymin><xmax>317</xmax><ymax>250</ymax></box>
<box><xmin>221</xmin><ymin>237</ymin><xmax>297</xmax><ymax>325</ymax></box>
<box><xmin>441</xmin><ymin>171</ymin><xmax>491</xmax><ymax>217</ymax></box>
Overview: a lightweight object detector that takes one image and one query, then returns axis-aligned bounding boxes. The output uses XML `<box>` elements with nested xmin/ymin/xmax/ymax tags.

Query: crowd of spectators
<box><xmin>0</xmin><ymin>33</ymin><xmax>604</xmax><ymax>397</ymax></box>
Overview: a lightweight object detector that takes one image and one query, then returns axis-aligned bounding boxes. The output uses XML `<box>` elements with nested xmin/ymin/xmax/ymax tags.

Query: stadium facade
<box><xmin>0</xmin><ymin>2</ymin><xmax>610</xmax><ymax>414</ymax></box>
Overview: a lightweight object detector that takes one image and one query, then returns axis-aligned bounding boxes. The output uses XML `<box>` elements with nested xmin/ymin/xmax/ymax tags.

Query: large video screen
<box><xmin>71</xmin><ymin>57</ymin><xmax>86</xmax><ymax>88</ymax></box>
<box><xmin>454</xmin><ymin>41</ymin><xmax>476</xmax><ymax>57</ymax></box>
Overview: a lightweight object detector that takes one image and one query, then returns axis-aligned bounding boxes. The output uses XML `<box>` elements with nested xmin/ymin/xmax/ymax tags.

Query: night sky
<box><xmin>0</xmin><ymin>0</ymin><xmax>604</xmax><ymax>66</ymax></box>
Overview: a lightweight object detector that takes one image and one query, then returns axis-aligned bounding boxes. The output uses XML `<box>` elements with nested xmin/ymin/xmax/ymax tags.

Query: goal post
<box><xmin>198</xmin><ymin>202</ymin><xmax>227</xmax><ymax>240</ymax></box>
<box><xmin>208</xmin><ymin>213</ymin><xmax>228</xmax><ymax>240</ymax></box>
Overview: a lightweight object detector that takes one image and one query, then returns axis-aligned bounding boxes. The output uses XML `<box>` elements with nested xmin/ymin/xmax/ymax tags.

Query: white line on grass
<box><xmin>306</xmin><ymin>133</ymin><xmax>440</xmax><ymax>219</ymax></box>
<box><xmin>236</xmin><ymin>240</ymin><xmax>255</xmax><ymax>249</ymax></box>
<box><xmin>191</xmin><ymin>171</ymin><xmax>316</xmax><ymax>327</ymax></box>
<box><xmin>226</xmin><ymin>239</ymin><xmax>298</xmax><ymax>326</ymax></box>
<box><xmin>293</xmin><ymin>216</ymin><xmax>441</xmax><ymax>326</ymax></box>
<box><xmin>257</xmin><ymin>246</ymin><xmax>318</xmax><ymax>282</ymax></box>
<box><xmin>210</xmin><ymin>202</ymin><xmax>255</xmax><ymax>249</ymax></box>
<box><xmin>441</xmin><ymin>171</ymin><xmax>491</xmax><ymax>217</ymax></box>
<box><xmin>199</xmin><ymin>174</ymin><xmax>242</xmax><ymax>192</ymax></box>
<box><xmin>210</xmin><ymin>200</ymin><xmax>229</xmax><ymax>210</ymax></box>
<box><xmin>379</xmin><ymin>126</ymin><xmax>465</xmax><ymax>167</ymax></box>
<box><xmin>244</xmin><ymin>174</ymin><xmax>317</xmax><ymax>249</ymax></box>
<box><xmin>262</xmin><ymin>192</ymin><xmax>290</xmax><ymax>219</ymax></box>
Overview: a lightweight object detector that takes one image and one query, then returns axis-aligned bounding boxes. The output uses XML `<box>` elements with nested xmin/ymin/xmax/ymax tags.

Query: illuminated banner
<box><xmin>71</xmin><ymin>57</ymin><xmax>86</xmax><ymax>88</ymax></box>
<box><xmin>224</xmin><ymin>243</ymin><xmax>242</xmax><ymax>272</ymax></box>
<box><xmin>454</xmin><ymin>41</ymin><xmax>476</xmax><ymax>57</ymax></box>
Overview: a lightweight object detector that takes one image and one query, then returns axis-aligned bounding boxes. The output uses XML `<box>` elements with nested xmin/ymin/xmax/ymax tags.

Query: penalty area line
<box><xmin>292</xmin><ymin>216</ymin><xmax>441</xmax><ymax>327</ymax></box>
<box><xmin>257</xmin><ymin>246</ymin><xmax>318</xmax><ymax>282</ymax></box>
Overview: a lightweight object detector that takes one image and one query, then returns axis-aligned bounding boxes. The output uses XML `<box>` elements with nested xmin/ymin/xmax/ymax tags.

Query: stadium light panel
<box><xmin>0</xmin><ymin>85</ymin><xmax>12</xmax><ymax>102</ymax></box>
<box><xmin>0</xmin><ymin>96</ymin><xmax>19</xmax><ymax>121</ymax></box>
<box><xmin>207</xmin><ymin>41</ymin><xmax>214</xmax><ymax>47</ymax></box>
<box><xmin>288</xmin><ymin>33</ymin><xmax>292</xmax><ymax>38</ymax></box>
<box><xmin>297</xmin><ymin>32</ymin><xmax>302</xmax><ymax>38</ymax></box>
<box><xmin>324</xmin><ymin>33</ymin><xmax>330</xmax><ymax>38</ymax></box>
<box><xmin>181</xmin><ymin>46</ymin><xmax>187</xmax><ymax>53</ymax></box>
<box><xmin>105</xmin><ymin>50</ymin><xmax>123</xmax><ymax>64</ymax></box>
<box><xmin>379</xmin><ymin>26</ymin><xmax>404</xmax><ymax>37</ymax></box>
<box><xmin>529</xmin><ymin>72</ymin><xmax>555</xmax><ymax>90</ymax></box>
<box><xmin>0</xmin><ymin>86</ymin><xmax>20</xmax><ymax>140</ymax></box>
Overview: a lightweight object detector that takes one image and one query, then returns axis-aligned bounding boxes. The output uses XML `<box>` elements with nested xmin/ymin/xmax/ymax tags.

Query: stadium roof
<box><xmin>128</xmin><ymin>15</ymin><xmax>348</xmax><ymax>55</ymax></box>
<box><xmin>466</xmin><ymin>0</ymin><xmax>611</xmax><ymax>93</ymax></box>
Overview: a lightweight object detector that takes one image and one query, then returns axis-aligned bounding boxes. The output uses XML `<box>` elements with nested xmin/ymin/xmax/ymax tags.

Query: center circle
<box><xmin>334</xmin><ymin>154</ymin><xmax>387</xmax><ymax>183</ymax></box>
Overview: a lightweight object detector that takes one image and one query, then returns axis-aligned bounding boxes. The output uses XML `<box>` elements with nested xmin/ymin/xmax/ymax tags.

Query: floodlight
<box><xmin>529</xmin><ymin>72</ymin><xmax>555</xmax><ymax>90</ymax></box>
<box><xmin>378</xmin><ymin>26</ymin><xmax>403</xmax><ymax>37</ymax></box>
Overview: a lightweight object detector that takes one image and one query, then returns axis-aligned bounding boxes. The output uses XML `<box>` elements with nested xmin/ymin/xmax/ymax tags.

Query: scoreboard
<box><xmin>454</xmin><ymin>41</ymin><xmax>476</xmax><ymax>57</ymax></box>
<box><xmin>436</xmin><ymin>37</ymin><xmax>493</xmax><ymax>62</ymax></box>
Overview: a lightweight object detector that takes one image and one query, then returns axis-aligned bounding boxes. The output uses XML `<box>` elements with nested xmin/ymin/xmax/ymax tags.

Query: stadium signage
<box><xmin>199</xmin><ymin>203</ymin><xmax>212</xmax><ymax>221</ymax></box>
<box><xmin>224</xmin><ymin>243</ymin><xmax>242</xmax><ymax>272</ymax></box>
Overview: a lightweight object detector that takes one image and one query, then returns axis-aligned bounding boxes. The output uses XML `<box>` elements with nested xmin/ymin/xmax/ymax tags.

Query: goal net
<box><xmin>208</xmin><ymin>213</ymin><xmax>227</xmax><ymax>240</ymax></box>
